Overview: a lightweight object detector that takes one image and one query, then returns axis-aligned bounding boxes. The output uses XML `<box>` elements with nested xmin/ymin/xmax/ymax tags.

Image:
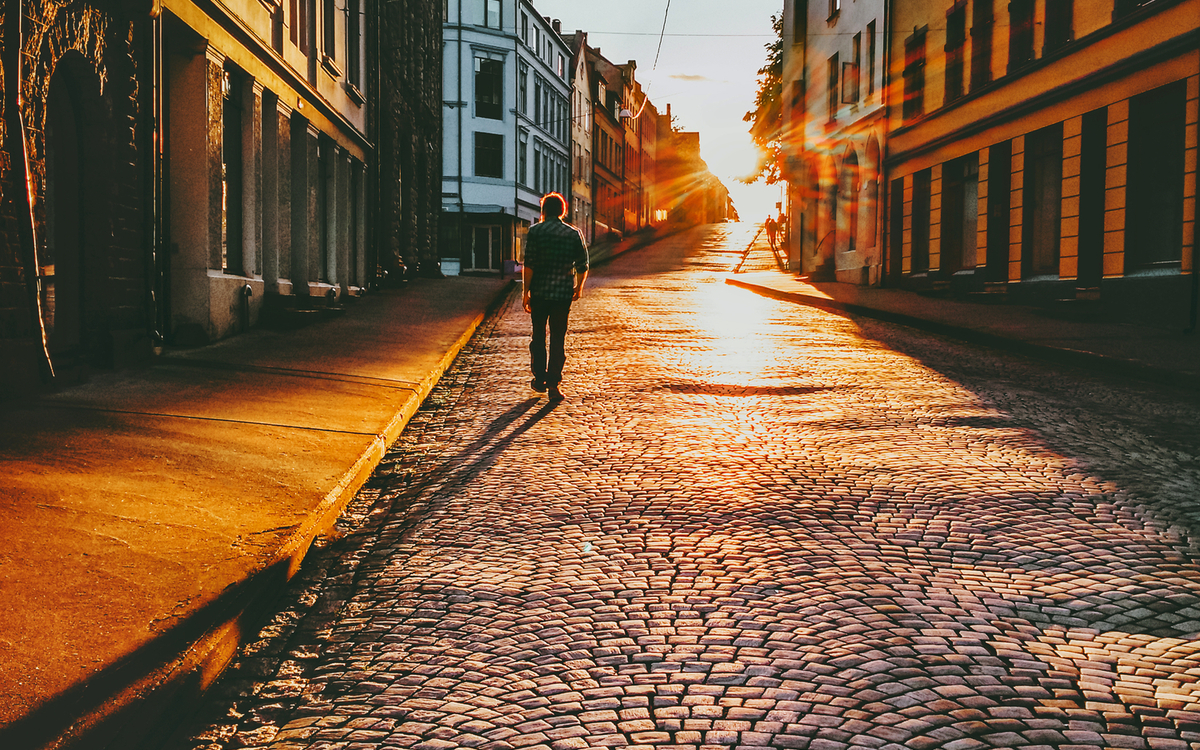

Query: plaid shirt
<box><xmin>524</xmin><ymin>218</ymin><xmax>589</xmax><ymax>302</ymax></box>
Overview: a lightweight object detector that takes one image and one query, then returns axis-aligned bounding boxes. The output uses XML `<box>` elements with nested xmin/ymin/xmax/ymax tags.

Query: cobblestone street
<box><xmin>178</xmin><ymin>225</ymin><xmax>1200</xmax><ymax>750</ymax></box>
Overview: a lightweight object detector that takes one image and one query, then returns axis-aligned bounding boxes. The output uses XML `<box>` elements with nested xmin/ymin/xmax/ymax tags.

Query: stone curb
<box><xmin>725</xmin><ymin>276</ymin><xmax>1200</xmax><ymax>393</ymax></box>
<box><xmin>21</xmin><ymin>281</ymin><xmax>519</xmax><ymax>750</ymax></box>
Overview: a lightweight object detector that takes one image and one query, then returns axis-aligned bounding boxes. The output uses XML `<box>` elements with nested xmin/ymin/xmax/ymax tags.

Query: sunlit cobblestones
<box><xmin>178</xmin><ymin>226</ymin><xmax>1200</xmax><ymax>750</ymax></box>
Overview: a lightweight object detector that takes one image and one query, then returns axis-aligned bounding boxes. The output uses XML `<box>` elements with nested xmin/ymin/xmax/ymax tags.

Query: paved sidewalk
<box><xmin>0</xmin><ymin>276</ymin><xmax>513</xmax><ymax>750</ymax></box>
<box><xmin>728</xmin><ymin>270</ymin><xmax>1200</xmax><ymax>389</ymax></box>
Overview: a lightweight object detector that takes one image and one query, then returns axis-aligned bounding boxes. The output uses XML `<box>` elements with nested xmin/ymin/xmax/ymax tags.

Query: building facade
<box><xmin>588</xmin><ymin>46</ymin><xmax>626</xmax><ymax>240</ymax></box>
<box><xmin>783</xmin><ymin>0</ymin><xmax>887</xmax><ymax>284</ymax></box>
<box><xmin>564</xmin><ymin>31</ymin><xmax>594</xmax><ymax>244</ymax></box>
<box><xmin>885</xmin><ymin>0</ymin><xmax>1198</xmax><ymax>326</ymax></box>
<box><xmin>441</xmin><ymin>0</ymin><xmax>572</xmax><ymax>273</ymax></box>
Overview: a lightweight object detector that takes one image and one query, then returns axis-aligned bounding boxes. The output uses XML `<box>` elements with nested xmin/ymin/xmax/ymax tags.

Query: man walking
<box><xmin>522</xmin><ymin>193</ymin><xmax>589</xmax><ymax>402</ymax></box>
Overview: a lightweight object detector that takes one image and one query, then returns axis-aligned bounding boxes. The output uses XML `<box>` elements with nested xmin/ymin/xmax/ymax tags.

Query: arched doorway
<box><xmin>42</xmin><ymin>54</ymin><xmax>107</xmax><ymax>369</ymax></box>
<box><xmin>43</xmin><ymin>66</ymin><xmax>86</xmax><ymax>357</ymax></box>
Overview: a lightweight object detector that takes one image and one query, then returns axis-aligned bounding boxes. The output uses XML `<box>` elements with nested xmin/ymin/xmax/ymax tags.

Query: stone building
<box><xmin>884</xmin><ymin>0</ymin><xmax>1197</xmax><ymax>325</ymax></box>
<box><xmin>0</xmin><ymin>0</ymin><xmax>151</xmax><ymax>394</ymax></box>
<box><xmin>0</xmin><ymin>0</ymin><xmax>443</xmax><ymax>399</ymax></box>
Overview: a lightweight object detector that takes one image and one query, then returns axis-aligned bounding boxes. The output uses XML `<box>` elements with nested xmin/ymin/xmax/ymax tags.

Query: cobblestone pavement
<box><xmin>176</xmin><ymin>225</ymin><xmax>1200</xmax><ymax>750</ymax></box>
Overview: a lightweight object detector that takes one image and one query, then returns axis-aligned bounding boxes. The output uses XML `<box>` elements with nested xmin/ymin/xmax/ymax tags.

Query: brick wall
<box><xmin>0</xmin><ymin>0</ymin><xmax>147</xmax><ymax>389</ymax></box>
<box><xmin>376</xmin><ymin>0</ymin><xmax>442</xmax><ymax>279</ymax></box>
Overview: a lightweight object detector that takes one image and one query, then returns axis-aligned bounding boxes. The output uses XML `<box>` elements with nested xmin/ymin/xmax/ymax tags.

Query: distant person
<box><xmin>522</xmin><ymin>193</ymin><xmax>589</xmax><ymax>402</ymax></box>
<box><xmin>765</xmin><ymin>215</ymin><xmax>778</xmax><ymax>250</ymax></box>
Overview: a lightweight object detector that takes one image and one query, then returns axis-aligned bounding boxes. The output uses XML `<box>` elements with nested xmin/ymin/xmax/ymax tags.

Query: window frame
<box><xmin>474</xmin><ymin>131</ymin><xmax>504</xmax><ymax>178</ymax></box>
<box><xmin>474</xmin><ymin>57</ymin><xmax>504</xmax><ymax>120</ymax></box>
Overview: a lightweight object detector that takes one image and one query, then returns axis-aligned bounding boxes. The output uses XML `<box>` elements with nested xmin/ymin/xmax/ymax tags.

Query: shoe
<box><xmin>531</xmin><ymin>377</ymin><xmax>547</xmax><ymax>393</ymax></box>
<box><xmin>548</xmin><ymin>384</ymin><xmax>565</xmax><ymax>402</ymax></box>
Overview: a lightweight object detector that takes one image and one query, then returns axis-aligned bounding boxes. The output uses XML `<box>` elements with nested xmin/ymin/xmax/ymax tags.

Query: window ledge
<box><xmin>345</xmin><ymin>82</ymin><xmax>365</xmax><ymax>106</ymax></box>
<box><xmin>321</xmin><ymin>55</ymin><xmax>343</xmax><ymax>79</ymax></box>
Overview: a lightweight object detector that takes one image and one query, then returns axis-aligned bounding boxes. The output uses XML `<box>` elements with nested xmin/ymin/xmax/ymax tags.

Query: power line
<box><xmin>652</xmin><ymin>0</ymin><xmax>672</xmax><ymax>69</ymax></box>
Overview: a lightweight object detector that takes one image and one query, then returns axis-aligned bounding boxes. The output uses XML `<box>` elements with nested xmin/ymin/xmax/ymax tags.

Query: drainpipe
<box><xmin>4</xmin><ymin>0</ymin><xmax>55</xmax><ymax>381</ymax></box>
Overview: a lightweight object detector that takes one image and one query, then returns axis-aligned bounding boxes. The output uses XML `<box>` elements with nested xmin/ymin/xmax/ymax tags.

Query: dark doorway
<box><xmin>1125</xmin><ymin>80</ymin><xmax>1186</xmax><ymax>273</ymax></box>
<box><xmin>1077</xmin><ymin>108</ymin><xmax>1107</xmax><ymax>288</ymax></box>
<box><xmin>1022</xmin><ymin>122</ymin><xmax>1063</xmax><ymax>279</ymax></box>
<box><xmin>911</xmin><ymin>169</ymin><xmax>931</xmax><ymax>274</ymax></box>
<box><xmin>985</xmin><ymin>141</ymin><xmax>1012</xmax><ymax>282</ymax></box>
<box><xmin>43</xmin><ymin>66</ymin><xmax>87</xmax><ymax>357</ymax></box>
<box><xmin>888</xmin><ymin>177</ymin><xmax>904</xmax><ymax>282</ymax></box>
<box><xmin>941</xmin><ymin>153</ymin><xmax>980</xmax><ymax>276</ymax></box>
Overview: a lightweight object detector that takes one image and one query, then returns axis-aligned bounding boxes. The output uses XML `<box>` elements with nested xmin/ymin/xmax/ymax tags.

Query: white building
<box><xmin>783</xmin><ymin>0</ymin><xmax>887</xmax><ymax>284</ymax></box>
<box><xmin>442</xmin><ymin>0</ymin><xmax>573</xmax><ymax>273</ymax></box>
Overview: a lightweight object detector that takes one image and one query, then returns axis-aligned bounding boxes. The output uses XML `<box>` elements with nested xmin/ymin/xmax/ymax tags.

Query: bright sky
<box><xmin>533</xmin><ymin>0</ymin><xmax>786</xmax><ymax>222</ymax></box>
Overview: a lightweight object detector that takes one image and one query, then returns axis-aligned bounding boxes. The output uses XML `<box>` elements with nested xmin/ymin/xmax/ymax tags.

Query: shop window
<box><xmin>1125</xmin><ymin>81</ymin><xmax>1186</xmax><ymax>272</ymax></box>
<box><xmin>1022</xmin><ymin>123</ymin><xmax>1063</xmax><ymax>278</ymax></box>
<box><xmin>475</xmin><ymin>58</ymin><xmax>503</xmax><ymax>120</ymax></box>
<box><xmin>970</xmin><ymin>0</ymin><xmax>994</xmax><ymax>91</ymax></box>
<box><xmin>475</xmin><ymin>132</ymin><xmax>503</xmax><ymax>178</ymax></box>
<box><xmin>902</xmin><ymin>29</ymin><xmax>926</xmax><ymax>122</ymax></box>
<box><xmin>1008</xmin><ymin>0</ymin><xmax>1035</xmax><ymax>73</ymax></box>
<box><xmin>945</xmin><ymin>3</ymin><xmax>966</xmax><ymax>104</ymax></box>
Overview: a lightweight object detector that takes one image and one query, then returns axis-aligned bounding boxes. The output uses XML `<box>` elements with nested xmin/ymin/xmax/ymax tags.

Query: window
<box><xmin>521</xmin><ymin>12</ymin><xmax>528</xmax><ymax>43</ymax></box>
<box><xmin>867</xmin><ymin>21</ymin><xmax>877</xmax><ymax>97</ymax></box>
<box><xmin>970</xmin><ymin>0</ymin><xmax>993</xmax><ymax>91</ymax></box>
<box><xmin>347</xmin><ymin>0</ymin><xmax>361</xmax><ymax>87</ymax></box>
<box><xmin>1008</xmin><ymin>0</ymin><xmax>1035</xmax><ymax>73</ymax></box>
<box><xmin>484</xmin><ymin>0</ymin><xmax>500</xmax><ymax>28</ymax></box>
<box><xmin>290</xmin><ymin>0</ymin><xmax>308</xmax><ymax>52</ymax></box>
<box><xmin>902</xmin><ymin>29</ymin><xmax>926</xmax><ymax>122</ymax></box>
<box><xmin>518</xmin><ymin>62</ymin><xmax>528</xmax><ymax>114</ymax></box>
<box><xmin>828</xmin><ymin>0</ymin><xmax>841</xmax><ymax>19</ymax></box>
<box><xmin>1044</xmin><ymin>0</ymin><xmax>1073</xmax><ymax>52</ymax></box>
<box><xmin>827</xmin><ymin>53</ymin><xmax>839</xmax><ymax>121</ymax></box>
<box><xmin>475</xmin><ymin>132</ymin><xmax>503</xmax><ymax>177</ymax></box>
<box><xmin>845</xmin><ymin>33</ymin><xmax>861</xmax><ymax>105</ymax></box>
<box><xmin>221</xmin><ymin>66</ymin><xmax>245</xmax><ymax>275</ymax></box>
<box><xmin>557</xmin><ymin>54</ymin><xmax>565</xmax><ymax>79</ymax></box>
<box><xmin>475</xmin><ymin>58</ymin><xmax>503</xmax><ymax>120</ymax></box>
<box><xmin>945</xmin><ymin>3</ymin><xmax>966</xmax><ymax>103</ymax></box>
<box><xmin>518</xmin><ymin>128</ymin><xmax>529</xmax><ymax>185</ymax></box>
<box><xmin>1115</xmin><ymin>0</ymin><xmax>1160</xmax><ymax>18</ymax></box>
<box><xmin>323</xmin><ymin>0</ymin><xmax>336</xmax><ymax>61</ymax></box>
<box><xmin>1125</xmin><ymin>81</ymin><xmax>1187</xmax><ymax>272</ymax></box>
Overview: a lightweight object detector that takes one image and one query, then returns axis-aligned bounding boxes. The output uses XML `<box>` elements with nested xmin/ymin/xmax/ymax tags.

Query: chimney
<box><xmin>553</xmin><ymin>19</ymin><xmax>562</xmax><ymax>34</ymax></box>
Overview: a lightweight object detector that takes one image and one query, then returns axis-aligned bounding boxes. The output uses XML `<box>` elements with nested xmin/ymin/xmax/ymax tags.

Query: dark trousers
<box><xmin>529</xmin><ymin>298</ymin><xmax>572</xmax><ymax>384</ymax></box>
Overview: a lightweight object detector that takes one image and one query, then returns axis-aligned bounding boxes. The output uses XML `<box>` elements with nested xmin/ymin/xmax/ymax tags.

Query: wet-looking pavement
<box><xmin>178</xmin><ymin>225</ymin><xmax>1200</xmax><ymax>750</ymax></box>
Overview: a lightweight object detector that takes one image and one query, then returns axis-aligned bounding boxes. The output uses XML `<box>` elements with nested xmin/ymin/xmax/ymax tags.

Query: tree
<box><xmin>742</xmin><ymin>13</ymin><xmax>784</xmax><ymax>185</ymax></box>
